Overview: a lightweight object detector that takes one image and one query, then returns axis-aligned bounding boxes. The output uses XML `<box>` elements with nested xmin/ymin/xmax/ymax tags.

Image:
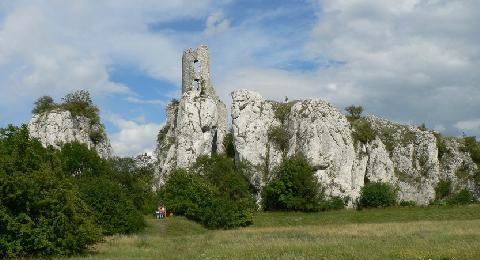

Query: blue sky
<box><xmin>0</xmin><ymin>0</ymin><xmax>479</xmax><ymax>156</ymax></box>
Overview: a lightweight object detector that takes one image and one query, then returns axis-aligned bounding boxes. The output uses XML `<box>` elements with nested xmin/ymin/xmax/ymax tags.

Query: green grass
<box><xmin>68</xmin><ymin>205</ymin><xmax>480</xmax><ymax>259</ymax></box>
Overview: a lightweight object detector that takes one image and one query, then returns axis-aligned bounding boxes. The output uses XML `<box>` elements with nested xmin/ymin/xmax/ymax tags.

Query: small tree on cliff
<box><xmin>32</xmin><ymin>96</ymin><xmax>56</xmax><ymax>114</ymax></box>
<box><xmin>345</xmin><ymin>105</ymin><xmax>363</xmax><ymax>121</ymax></box>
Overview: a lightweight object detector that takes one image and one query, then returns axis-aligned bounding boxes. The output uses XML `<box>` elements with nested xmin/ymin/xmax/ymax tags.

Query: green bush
<box><xmin>351</xmin><ymin>118</ymin><xmax>376</xmax><ymax>145</ymax></box>
<box><xmin>345</xmin><ymin>105</ymin><xmax>363</xmax><ymax>121</ymax></box>
<box><xmin>109</xmin><ymin>154</ymin><xmax>158</xmax><ymax>214</ymax></box>
<box><xmin>447</xmin><ymin>189</ymin><xmax>475</xmax><ymax>205</ymax></box>
<box><xmin>358</xmin><ymin>182</ymin><xmax>397</xmax><ymax>208</ymax></box>
<box><xmin>263</xmin><ymin>154</ymin><xmax>323</xmax><ymax>212</ymax></box>
<box><xmin>223</xmin><ymin>131</ymin><xmax>236</xmax><ymax>159</ymax></box>
<box><xmin>435</xmin><ymin>179</ymin><xmax>452</xmax><ymax>200</ymax></box>
<box><xmin>32</xmin><ymin>96</ymin><xmax>56</xmax><ymax>114</ymax></box>
<box><xmin>268</xmin><ymin>125</ymin><xmax>290</xmax><ymax>153</ymax></box>
<box><xmin>462</xmin><ymin>136</ymin><xmax>480</xmax><ymax>164</ymax></box>
<box><xmin>318</xmin><ymin>196</ymin><xmax>347</xmax><ymax>211</ymax></box>
<box><xmin>434</xmin><ymin>133</ymin><xmax>448</xmax><ymax>159</ymax></box>
<box><xmin>0</xmin><ymin>125</ymin><xmax>101</xmax><ymax>257</ymax></box>
<box><xmin>162</xmin><ymin>155</ymin><xmax>256</xmax><ymax>229</ymax></box>
<box><xmin>77</xmin><ymin>177</ymin><xmax>145</xmax><ymax>235</ymax></box>
<box><xmin>399</xmin><ymin>200</ymin><xmax>417</xmax><ymax>207</ymax></box>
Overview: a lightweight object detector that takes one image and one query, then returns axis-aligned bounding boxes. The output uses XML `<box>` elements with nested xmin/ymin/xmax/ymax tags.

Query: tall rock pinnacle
<box><xmin>155</xmin><ymin>45</ymin><xmax>227</xmax><ymax>184</ymax></box>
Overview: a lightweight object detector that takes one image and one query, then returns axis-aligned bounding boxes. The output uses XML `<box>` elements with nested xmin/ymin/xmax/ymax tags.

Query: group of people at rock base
<box><xmin>155</xmin><ymin>206</ymin><xmax>166</xmax><ymax>219</ymax></box>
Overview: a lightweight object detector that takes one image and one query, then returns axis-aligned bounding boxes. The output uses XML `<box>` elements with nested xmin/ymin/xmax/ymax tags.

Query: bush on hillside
<box><xmin>446</xmin><ymin>189</ymin><xmax>475</xmax><ymax>205</ymax></box>
<box><xmin>109</xmin><ymin>154</ymin><xmax>159</xmax><ymax>214</ymax></box>
<box><xmin>435</xmin><ymin>179</ymin><xmax>452</xmax><ymax>200</ymax></box>
<box><xmin>77</xmin><ymin>176</ymin><xmax>145</xmax><ymax>234</ymax></box>
<box><xmin>162</xmin><ymin>155</ymin><xmax>256</xmax><ymax>229</ymax></box>
<box><xmin>351</xmin><ymin>118</ymin><xmax>376</xmax><ymax>145</ymax></box>
<box><xmin>462</xmin><ymin>136</ymin><xmax>480</xmax><ymax>164</ymax></box>
<box><xmin>345</xmin><ymin>105</ymin><xmax>363</xmax><ymax>121</ymax></box>
<box><xmin>262</xmin><ymin>154</ymin><xmax>325</xmax><ymax>212</ymax></box>
<box><xmin>358</xmin><ymin>182</ymin><xmax>397</xmax><ymax>208</ymax></box>
<box><xmin>32</xmin><ymin>96</ymin><xmax>56</xmax><ymax>114</ymax></box>
<box><xmin>0</xmin><ymin>125</ymin><xmax>101</xmax><ymax>258</ymax></box>
<box><xmin>223</xmin><ymin>131</ymin><xmax>236</xmax><ymax>159</ymax></box>
<box><xmin>60</xmin><ymin>90</ymin><xmax>100</xmax><ymax>123</ymax></box>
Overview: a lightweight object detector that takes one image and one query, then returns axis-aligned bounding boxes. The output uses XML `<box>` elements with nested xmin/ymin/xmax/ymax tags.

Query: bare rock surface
<box><xmin>156</xmin><ymin>45</ymin><xmax>227</xmax><ymax>184</ymax></box>
<box><xmin>28</xmin><ymin>109</ymin><xmax>112</xmax><ymax>158</ymax></box>
<box><xmin>231</xmin><ymin>90</ymin><xmax>479</xmax><ymax>206</ymax></box>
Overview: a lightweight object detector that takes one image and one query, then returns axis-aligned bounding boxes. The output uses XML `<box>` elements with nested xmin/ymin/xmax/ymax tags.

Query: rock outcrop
<box><xmin>154</xmin><ymin>45</ymin><xmax>478</xmax><ymax>206</ymax></box>
<box><xmin>156</xmin><ymin>45</ymin><xmax>227</xmax><ymax>183</ymax></box>
<box><xmin>231</xmin><ymin>89</ymin><xmax>479</xmax><ymax>206</ymax></box>
<box><xmin>28</xmin><ymin>109</ymin><xmax>112</xmax><ymax>158</ymax></box>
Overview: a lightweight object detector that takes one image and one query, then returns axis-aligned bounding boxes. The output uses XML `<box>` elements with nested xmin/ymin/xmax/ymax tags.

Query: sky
<box><xmin>0</xmin><ymin>0</ymin><xmax>479</xmax><ymax>156</ymax></box>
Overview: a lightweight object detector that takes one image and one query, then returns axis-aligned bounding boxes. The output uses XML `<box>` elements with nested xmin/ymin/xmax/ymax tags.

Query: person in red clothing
<box><xmin>159</xmin><ymin>206</ymin><xmax>166</xmax><ymax>218</ymax></box>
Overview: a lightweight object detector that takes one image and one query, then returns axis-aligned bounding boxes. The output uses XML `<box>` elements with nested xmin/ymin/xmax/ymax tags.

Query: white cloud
<box><xmin>455</xmin><ymin>119</ymin><xmax>480</xmax><ymax>131</ymax></box>
<box><xmin>0</xmin><ymin>0</ymin><xmax>216</xmax><ymax>107</ymax></box>
<box><xmin>108</xmin><ymin>114</ymin><xmax>163</xmax><ymax>157</ymax></box>
<box><xmin>204</xmin><ymin>11</ymin><xmax>230</xmax><ymax>36</ymax></box>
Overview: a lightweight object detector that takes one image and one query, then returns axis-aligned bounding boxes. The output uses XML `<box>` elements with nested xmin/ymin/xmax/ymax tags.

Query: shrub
<box><xmin>109</xmin><ymin>154</ymin><xmax>158</xmax><ymax>214</ymax></box>
<box><xmin>345</xmin><ymin>105</ymin><xmax>363</xmax><ymax>121</ymax></box>
<box><xmin>318</xmin><ymin>196</ymin><xmax>347</xmax><ymax>211</ymax></box>
<box><xmin>32</xmin><ymin>96</ymin><xmax>56</xmax><ymax>114</ymax></box>
<box><xmin>60</xmin><ymin>90</ymin><xmax>100</xmax><ymax>124</ymax></box>
<box><xmin>0</xmin><ymin>125</ymin><xmax>101</xmax><ymax>257</ymax></box>
<box><xmin>263</xmin><ymin>154</ymin><xmax>322</xmax><ymax>211</ymax></box>
<box><xmin>77</xmin><ymin>176</ymin><xmax>145</xmax><ymax>235</ymax></box>
<box><xmin>434</xmin><ymin>132</ymin><xmax>448</xmax><ymax>159</ymax></box>
<box><xmin>223</xmin><ymin>131</ymin><xmax>236</xmax><ymax>159</ymax></box>
<box><xmin>271</xmin><ymin>101</ymin><xmax>296</xmax><ymax>124</ymax></box>
<box><xmin>447</xmin><ymin>189</ymin><xmax>475</xmax><ymax>205</ymax></box>
<box><xmin>89</xmin><ymin>130</ymin><xmax>104</xmax><ymax>144</ymax></box>
<box><xmin>267</xmin><ymin>126</ymin><xmax>290</xmax><ymax>153</ymax></box>
<box><xmin>435</xmin><ymin>180</ymin><xmax>452</xmax><ymax>200</ymax></box>
<box><xmin>59</xmin><ymin>142</ymin><xmax>107</xmax><ymax>177</ymax></box>
<box><xmin>399</xmin><ymin>200</ymin><xmax>417</xmax><ymax>207</ymax></box>
<box><xmin>462</xmin><ymin>136</ymin><xmax>480</xmax><ymax>164</ymax></box>
<box><xmin>162</xmin><ymin>155</ymin><xmax>256</xmax><ymax>229</ymax></box>
<box><xmin>351</xmin><ymin>118</ymin><xmax>376</xmax><ymax>145</ymax></box>
<box><xmin>359</xmin><ymin>182</ymin><xmax>397</xmax><ymax>208</ymax></box>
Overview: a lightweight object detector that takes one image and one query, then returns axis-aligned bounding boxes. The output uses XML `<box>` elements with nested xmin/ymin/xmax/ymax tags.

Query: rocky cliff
<box><xmin>28</xmin><ymin>109</ymin><xmax>112</xmax><ymax>158</ymax></box>
<box><xmin>231</xmin><ymin>89</ymin><xmax>479</xmax><ymax>206</ymax></box>
<box><xmin>156</xmin><ymin>45</ymin><xmax>228</xmax><ymax>183</ymax></box>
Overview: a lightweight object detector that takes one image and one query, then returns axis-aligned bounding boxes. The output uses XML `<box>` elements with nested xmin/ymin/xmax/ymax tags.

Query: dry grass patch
<box><xmin>68</xmin><ymin>205</ymin><xmax>480</xmax><ymax>259</ymax></box>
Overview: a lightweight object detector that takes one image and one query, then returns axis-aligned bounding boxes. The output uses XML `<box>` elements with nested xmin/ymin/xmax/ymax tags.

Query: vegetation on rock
<box><xmin>0</xmin><ymin>125</ymin><xmax>157</xmax><ymax>257</ymax></box>
<box><xmin>262</xmin><ymin>154</ymin><xmax>345</xmax><ymax>212</ymax></box>
<box><xmin>162</xmin><ymin>155</ymin><xmax>256</xmax><ymax>229</ymax></box>
<box><xmin>358</xmin><ymin>182</ymin><xmax>397</xmax><ymax>208</ymax></box>
<box><xmin>31</xmin><ymin>90</ymin><xmax>104</xmax><ymax>143</ymax></box>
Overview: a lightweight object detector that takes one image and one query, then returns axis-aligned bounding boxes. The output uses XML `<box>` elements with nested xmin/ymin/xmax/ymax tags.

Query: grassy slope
<box><xmin>70</xmin><ymin>205</ymin><xmax>480</xmax><ymax>259</ymax></box>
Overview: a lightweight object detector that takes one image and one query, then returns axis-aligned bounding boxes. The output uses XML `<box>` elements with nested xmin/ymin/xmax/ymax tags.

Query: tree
<box><xmin>32</xmin><ymin>96</ymin><xmax>56</xmax><ymax>114</ymax></box>
<box><xmin>262</xmin><ymin>154</ymin><xmax>322</xmax><ymax>211</ymax></box>
<box><xmin>345</xmin><ymin>105</ymin><xmax>364</xmax><ymax>121</ymax></box>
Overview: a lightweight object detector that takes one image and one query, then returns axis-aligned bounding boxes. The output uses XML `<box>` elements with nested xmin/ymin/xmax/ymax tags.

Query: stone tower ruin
<box><xmin>182</xmin><ymin>45</ymin><xmax>215</xmax><ymax>96</ymax></box>
<box><xmin>155</xmin><ymin>45</ymin><xmax>227</xmax><ymax>183</ymax></box>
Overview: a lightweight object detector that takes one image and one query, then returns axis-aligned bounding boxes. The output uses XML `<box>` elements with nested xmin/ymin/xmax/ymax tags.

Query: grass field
<box><xmin>70</xmin><ymin>205</ymin><xmax>480</xmax><ymax>259</ymax></box>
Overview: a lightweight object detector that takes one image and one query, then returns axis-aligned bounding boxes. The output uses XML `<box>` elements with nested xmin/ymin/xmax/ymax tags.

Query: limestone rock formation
<box><xmin>231</xmin><ymin>89</ymin><xmax>479</xmax><ymax>206</ymax></box>
<box><xmin>156</xmin><ymin>45</ymin><xmax>227</xmax><ymax>182</ymax></box>
<box><xmin>28</xmin><ymin>109</ymin><xmax>112</xmax><ymax>158</ymax></box>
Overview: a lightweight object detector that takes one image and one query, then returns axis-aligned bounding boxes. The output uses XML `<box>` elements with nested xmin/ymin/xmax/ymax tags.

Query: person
<box><xmin>159</xmin><ymin>206</ymin><xmax>166</xmax><ymax>219</ymax></box>
<box><xmin>155</xmin><ymin>207</ymin><xmax>160</xmax><ymax>219</ymax></box>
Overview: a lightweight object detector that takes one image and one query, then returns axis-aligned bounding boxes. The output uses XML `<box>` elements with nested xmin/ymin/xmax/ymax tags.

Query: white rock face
<box><xmin>155</xmin><ymin>93</ymin><xmax>227</xmax><ymax>182</ymax></box>
<box><xmin>286</xmin><ymin>99</ymin><xmax>361</xmax><ymax>201</ymax></box>
<box><xmin>28</xmin><ymin>109</ymin><xmax>112</xmax><ymax>158</ymax></box>
<box><xmin>231</xmin><ymin>90</ymin><xmax>479</xmax><ymax>206</ymax></box>
<box><xmin>156</xmin><ymin>45</ymin><xmax>227</xmax><ymax>184</ymax></box>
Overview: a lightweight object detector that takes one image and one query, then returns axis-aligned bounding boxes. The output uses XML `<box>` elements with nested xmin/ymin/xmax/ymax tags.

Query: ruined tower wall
<box><xmin>181</xmin><ymin>45</ymin><xmax>215</xmax><ymax>96</ymax></box>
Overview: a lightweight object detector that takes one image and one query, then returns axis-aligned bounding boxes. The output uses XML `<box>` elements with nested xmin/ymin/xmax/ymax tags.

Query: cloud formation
<box><xmin>1</xmin><ymin>0</ymin><xmax>479</xmax><ymax>156</ymax></box>
<box><xmin>108</xmin><ymin>115</ymin><xmax>162</xmax><ymax>157</ymax></box>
